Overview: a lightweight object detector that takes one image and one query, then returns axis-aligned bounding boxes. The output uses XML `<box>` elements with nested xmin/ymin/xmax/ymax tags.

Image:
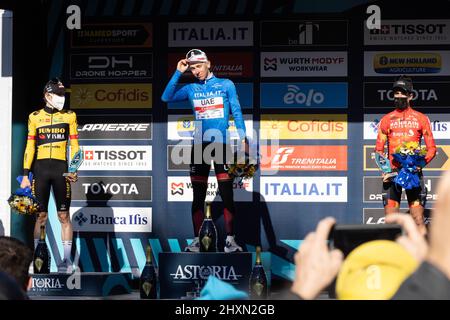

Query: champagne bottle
<box><xmin>33</xmin><ymin>225</ymin><xmax>50</xmax><ymax>274</ymax></box>
<box><xmin>140</xmin><ymin>245</ymin><xmax>157</xmax><ymax>299</ymax></box>
<box><xmin>199</xmin><ymin>202</ymin><xmax>218</xmax><ymax>252</ymax></box>
<box><xmin>249</xmin><ymin>246</ymin><xmax>268</xmax><ymax>299</ymax></box>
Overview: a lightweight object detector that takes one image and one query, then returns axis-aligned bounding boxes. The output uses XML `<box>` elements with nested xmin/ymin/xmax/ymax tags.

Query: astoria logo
<box><xmin>170</xmin><ymin>265</ymin><xmax>242</xmax><ymax>281</ymax></box>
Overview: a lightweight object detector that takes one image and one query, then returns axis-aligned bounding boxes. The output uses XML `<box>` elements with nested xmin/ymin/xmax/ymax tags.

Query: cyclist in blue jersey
<box><xmin>162</xmin><ymin>49</ymin><xmax>247</xmax><ymax>253</ymax></box>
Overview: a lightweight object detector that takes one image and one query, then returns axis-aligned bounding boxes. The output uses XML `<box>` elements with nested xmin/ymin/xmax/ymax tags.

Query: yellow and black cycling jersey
<box><xmin>23</xmin><ymin>106</ymin><xmax>79</xmax><ymax>175</ymax></box>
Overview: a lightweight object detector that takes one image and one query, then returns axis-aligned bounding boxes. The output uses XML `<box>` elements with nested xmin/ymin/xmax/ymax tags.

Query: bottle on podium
<box><xmin>199</xmin><ymin>202</ymin><xmax>218</xmax><ymax>252</ymax></box>
<box><xmin>140</xmin><ymin>244</ymin><xmax>157</xmax><ymax>299</ymax></box>
<box><xmin>33</xmin><ymin>225</ymin><xmax>50</xmax><ymax>274</ymax></box>
<box><xmin>249</xmin><ymin>246</ymin><xmax>268</xmax><ymax>299</ymax></box>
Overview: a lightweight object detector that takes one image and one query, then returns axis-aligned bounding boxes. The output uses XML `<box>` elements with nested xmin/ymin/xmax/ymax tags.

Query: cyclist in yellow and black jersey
<box><xmin>20</xmin><ymin>78</ymin><xmax>79</xmax><ymax>273</ymax></box>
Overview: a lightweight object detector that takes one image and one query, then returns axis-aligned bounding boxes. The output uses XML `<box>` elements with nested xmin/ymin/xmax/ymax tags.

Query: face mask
<box><xmin>47</xmin><ymin>94</ymin><xmax>65</xmax><ymax>111</ymax></box>
<box><xmin>394</xmin><ymin>97</ymin><xmax>408</xmax><ymax>109</ymax></box>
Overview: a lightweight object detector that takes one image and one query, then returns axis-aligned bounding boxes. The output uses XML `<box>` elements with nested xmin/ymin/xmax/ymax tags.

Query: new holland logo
<box><xmin>373</xmin><ymin>53</ymin><xmax>441</xmax><ymax>74</ymax></box>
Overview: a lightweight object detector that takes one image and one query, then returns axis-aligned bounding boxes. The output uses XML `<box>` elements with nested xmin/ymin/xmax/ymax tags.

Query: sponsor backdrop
<box><xmin>11</xmin><ymin>3</ymin><xmax>450</xmax><ymax>289</ymax></box>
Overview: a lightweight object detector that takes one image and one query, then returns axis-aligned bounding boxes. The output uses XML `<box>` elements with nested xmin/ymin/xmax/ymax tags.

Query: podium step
<box><xmin>29</xmin><ymin>272</ymin><xmax>132</xmax><ymax>297</ymax></box>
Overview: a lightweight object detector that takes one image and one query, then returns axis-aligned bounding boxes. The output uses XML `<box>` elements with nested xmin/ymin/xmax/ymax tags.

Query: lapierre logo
<box><xmin>260</xmin><ymin>177</ymin><xmax>347</xmax><ymax>202</ymax></box>
<box><xmin>170</xmin><ymin>265</ymin><xmax>241</xmax><ymax>281</ymax></box>
<box><xmin>365</xmin><ymin>20</ymin><xmax>450</xmax><ymax>45</ymax></box>
<box><xmin>168</xmin><ymin>22</ymin><xmax>253</xmax><ymax>47</ymax></box>
<box><xmin>79</xmin><ymin>123</ymin><xmax>149</xmax><ymax>132</ymax></box>
<box><xmin>70</xmin><ymin>207</ymin><xmax>152</xmax><ymax>232</ymax></box>
<box><xmin>79</xmin><ymin>146</ymin><xmax>152</xmax><ymax>171</ymax></box>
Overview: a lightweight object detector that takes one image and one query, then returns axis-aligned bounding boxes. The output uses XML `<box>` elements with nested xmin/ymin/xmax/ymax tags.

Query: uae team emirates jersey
<box><xmin>375</xmin><ymin>107</ymin><xmax>436</xmax><ymax>169</ymax></box>
<box><xmin>161</xmin><ymin>70</ymin><xmax>246</xmax><ymax>143</ymax></box>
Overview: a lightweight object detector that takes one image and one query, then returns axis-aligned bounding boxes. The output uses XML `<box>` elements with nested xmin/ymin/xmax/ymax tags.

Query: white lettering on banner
<box><xmin>261</xmin><ymin>52</ymin><xmax>347</xmax><ymax>77</ymax></box>
<box><xmin>260</xmin><ymin>177</ymin><xmax>347</xmax><ymax>202</ymax></box>
<box><xmin>193</xmin><ymin>97</ymin><xmax>224</xmax><ymax>120</ymax></box>
<box><xmin>364</xmin><ymin>114</ymin><xmax>450</xmax><ymax>139</ymax></box>
<box><xmin>377</xmin><ymin>89</ymin><xmax>438</xmax><ymax>102</ymax></box>
<box><xmin>69</xmin><ymin>207</ymin><xmax>152</xmax><ymax>232</ymax></box>
<box><xmin>78</xmin><ymin>123</ymin><xmax>150</xmax><ymax>132</ymax></box>
<box><xmin>78</xmin><ymin>145</ymin><xmax>152</xmax><ymax>171</ymax></box>
<box><xmin>364</xmin><ymin>20</ymin><xmax>450</xmax><ymax>45</ymax></box>
<box><xmin>168</xmin><ymin>22</ymin><xmax>253</xmax><ymax>47</ymax></box>
<box><xmin>170</xmin><ymin>265</ymin><xmax>241</xmax><ymax>281</ymax></box>
<box><xmin>283</xmin><ymin>85</ymin><xmax>324</xmax><ymax>106</ymax></box>
<box><xmin>82</xmin><ymin>183</ymin><xmax>139</xmax><ymax>195</ymax></box>
<box><xmin>168</xmin><ymin>176</ymin><xmax>252</xmax><ymax>202</ymax></box>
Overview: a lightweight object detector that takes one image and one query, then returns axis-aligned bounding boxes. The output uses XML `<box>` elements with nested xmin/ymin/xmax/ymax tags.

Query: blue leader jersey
<box><xmin>161</xmin><ymin>70</ymin><xmax>246</xmax><ymax>143</ymax></box>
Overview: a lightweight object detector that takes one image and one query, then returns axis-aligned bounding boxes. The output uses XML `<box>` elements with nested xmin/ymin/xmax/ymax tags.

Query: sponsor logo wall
<box><xmin>261</xmin><ymin>51</ymin><xmax>347</xmax><ymax>77</ymax></box>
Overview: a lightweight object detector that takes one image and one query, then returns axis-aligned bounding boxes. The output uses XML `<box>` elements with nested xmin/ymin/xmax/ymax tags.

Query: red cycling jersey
<box><xmin>375</xmin><ymin>107</ymin><xmax>436</xmax><ymax>169</ymax></box>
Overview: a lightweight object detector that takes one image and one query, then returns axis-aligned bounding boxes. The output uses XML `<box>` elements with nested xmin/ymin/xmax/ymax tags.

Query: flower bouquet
<box><xmin>7</xmin><ymin>173</ymin><xmax>42</xmax><ymax>215</ymax></box>
<box><xmin>225</xmin><ymin>148</ymin><xmax>259</xmax><ymax>182</ymax></box>
<box><xmin>392</xmin><ymin>141</ymin><xmax>427</xmax><ymax>190</ymax></box>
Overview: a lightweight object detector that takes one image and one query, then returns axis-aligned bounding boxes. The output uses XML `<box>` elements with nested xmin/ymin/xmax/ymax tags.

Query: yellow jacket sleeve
<box><xmin>23</xmin><ymin>114</ymin><xmax>36</xmax><ymax>175</ymax></box>
<box><xmin>69</xmin><ymin>112</ymin><xmax>80</xmax><ymax>160</ymax></box>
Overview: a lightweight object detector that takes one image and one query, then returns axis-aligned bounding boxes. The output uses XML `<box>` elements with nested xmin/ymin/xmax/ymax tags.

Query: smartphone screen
<box><xmin>329</xmin><ymin>224</ymin><xmax>403</xmax><ymax>257</ymax></box>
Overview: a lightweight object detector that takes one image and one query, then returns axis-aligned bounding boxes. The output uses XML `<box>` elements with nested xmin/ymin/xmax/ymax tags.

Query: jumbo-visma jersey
<box><xmin>23</xmin><ymin>106</ymin><xmax>80</xmax><ymax>175</ymax></box>
<box><xmin>161</xmin><ymin>70</ymin><xmax>246</xmax><ymax>142</ymax></box>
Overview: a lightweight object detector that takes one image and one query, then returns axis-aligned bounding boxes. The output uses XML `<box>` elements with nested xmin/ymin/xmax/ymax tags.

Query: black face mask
<box><xmin>394</xmin><ymin>97</ymin><xmax>408</xmax><ymax>109</ymax></box>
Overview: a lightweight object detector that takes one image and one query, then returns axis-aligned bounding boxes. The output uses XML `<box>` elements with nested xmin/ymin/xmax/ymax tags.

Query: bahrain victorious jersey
<box><xmin>375</xmin><ymin>107</ymin><xmax>436</xmax><ymax>169</ymax></box>
<box><xmin>161</xmin><ymin>70</ymin><xmax>246</xmax><ymax>143</ymax></box>
<box><xmin>23</xmin><ymin>106</ymin><xmax>80</xmax><ymax>175</ymax></box>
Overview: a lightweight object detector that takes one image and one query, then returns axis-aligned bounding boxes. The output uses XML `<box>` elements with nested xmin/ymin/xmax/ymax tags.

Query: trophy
<box><xmin>374</xmin><ymin>153</ymin><xmax>398</xmax><ymax>180</ymax></box>
<box><xmin>63</xmin><ymin>149</ymin><xmax>84</xmax><ymax>177</ymax></box>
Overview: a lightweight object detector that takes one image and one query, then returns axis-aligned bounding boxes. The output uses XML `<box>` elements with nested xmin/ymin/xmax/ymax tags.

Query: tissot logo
<box><xmin>78</xmin><ymin>146</ymin><xmax>152</xmax><ymax>171</ymax></box>
<box><xmin>261</xmin><ymin>20</ymin><xmax>348</xmax><ymax>46</ymax></box>
<box><xmin>170</xmin><ymin>265</ymin><xmax>241</xmax><ymax>281</ymax></box>
<box><xmin>365</xmin><ymin>20</ymin><xmax>450</xmax><ymax>45</ymax></box>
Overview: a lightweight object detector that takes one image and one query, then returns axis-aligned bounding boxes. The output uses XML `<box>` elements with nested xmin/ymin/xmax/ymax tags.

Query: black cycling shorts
<box><xmin>190</xmin><ymin>142</ymin><xmax>234</xmax><ymax>181</ymax></box>
<box><xmin>383</xmin><ymin>173</ymin><xmax>425</xmax><ymax>207</ymax></box>
<box><xmin>31</xmin><ymin>159</ymin><xmax>71</xmax><ymax>212</ymax></box>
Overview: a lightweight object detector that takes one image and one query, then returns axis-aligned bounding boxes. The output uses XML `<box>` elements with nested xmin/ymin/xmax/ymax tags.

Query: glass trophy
<box><xmin>63</xmin><ymin>149</ymin><xmax>83</xmax><ymax>176</ymax></box>
<box><xmin>374</xmin><ymin>153</ymin><xmax>397</xmax><ymax>179</ymax></box>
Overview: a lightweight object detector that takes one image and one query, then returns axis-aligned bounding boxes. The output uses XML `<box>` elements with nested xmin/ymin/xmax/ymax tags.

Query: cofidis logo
<box><xmin>260</xmin><ymin>114</ymin><xmax>347</xmax><ymax>140</ymax></box>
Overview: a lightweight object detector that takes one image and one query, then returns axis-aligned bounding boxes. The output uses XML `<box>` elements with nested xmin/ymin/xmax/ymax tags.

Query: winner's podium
<box><xmin>158</xmin><ymin>252</ymin><xmax>269</xmax><ymax>299</ymax></box>
<box><xmin>28</xmin><ymin>271</ymin><xmax>132</xmax><ymax>297</ymax></box>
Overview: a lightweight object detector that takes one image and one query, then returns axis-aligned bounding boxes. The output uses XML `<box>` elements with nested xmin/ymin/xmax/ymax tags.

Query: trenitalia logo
<box><xmin>168</xmin><ymin>176</ymin><xmax>252</xmax><ymax>202</ymax></box>
<box><xmin>260</xmin><ymin>145</ymin><xmax>348</xmax><ymax>171</ymax></box>
<box><xmin>167</xmin><ymin>115</ymin><xmax>253</xmax><ymax>140</ymax></box>
<box><xmin>373</xmin><ymin>52</ymin><xmax>441</xmax><ymax>74</ymax></box>
<box><xmin>78</xmin><ymin>145</ymin><xmax>152</xmax><ymax>171</ymax></box>
<box><xmin>70</xmin><ymin>84</ymin><xmax>152</xmax><ymax>109</ymax></box>
<box><xmin>260</xmin><ymin>114</ymin><xmax>347</xmax><ymax>140</ymax></box>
